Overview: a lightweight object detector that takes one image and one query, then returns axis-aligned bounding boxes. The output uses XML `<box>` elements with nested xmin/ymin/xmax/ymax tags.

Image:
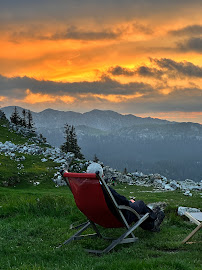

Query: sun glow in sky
<box><xmin>0</xmin><ymin>0</ymin><xmax>202</xmax><ymax>123</ymax></box>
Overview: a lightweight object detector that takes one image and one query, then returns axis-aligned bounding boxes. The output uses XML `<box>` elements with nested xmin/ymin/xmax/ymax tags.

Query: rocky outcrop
<box><xmin>101</xmin><ymin>166</ymin><xmax>202</xmax><ymax>194</ymax></box>
<box><xmin>1</xmin><ymin>138</ymin><xmax>201</xmax><ymax>194</ymax></box>
<box><xmin>52</xmin><ymin>160</ymin><xmax>202</xmax><ymax>195</ymax></box>
<box><xmin>0</xmin><ymin>140</ymin><xmax>74</xmax><ymax>163</ymax></box>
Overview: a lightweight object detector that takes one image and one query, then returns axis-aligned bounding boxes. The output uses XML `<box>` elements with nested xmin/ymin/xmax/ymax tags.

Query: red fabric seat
<box><xmin>64</xmin><ymin>172</ymin><xmax>124</xmax><ymax>228</ymax></box>
<box><xmin>59</xmin><ymin>172</ymin><xmax>150</xmax><ymax>254</ymax></box>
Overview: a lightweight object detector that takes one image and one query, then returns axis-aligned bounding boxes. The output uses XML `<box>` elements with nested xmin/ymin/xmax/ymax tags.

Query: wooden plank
<box><xmin>182</xmin><ymin>223</ymin><xmax>202</xmax><ymax>244</ymax></box>
<box><xmin>185</xmin><ymin>212</ymin><xmax>201</xmax><ymax>225</ymax></box>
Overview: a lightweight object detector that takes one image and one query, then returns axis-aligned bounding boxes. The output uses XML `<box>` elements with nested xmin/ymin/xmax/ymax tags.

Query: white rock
<box><xmin>164</xmin><ymin>184</ymin><xmax>175</xmax><ymax>191</ymax></box>
<box><xmin>183</xmin><ymin>190</ymin><xmax>192</xmax><ymax>196</ymax></box>
<box><xmin>178</xmin><ymin>206</ymin><xmax>200</xmax><ymax>216</ymax></box>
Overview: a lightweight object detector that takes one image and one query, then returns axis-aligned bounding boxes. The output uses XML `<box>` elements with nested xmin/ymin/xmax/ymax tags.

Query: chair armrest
<box><xmin>117</xmin><ymin>205</ymin><xmax>141</xmax><ymax>219</ymax></box>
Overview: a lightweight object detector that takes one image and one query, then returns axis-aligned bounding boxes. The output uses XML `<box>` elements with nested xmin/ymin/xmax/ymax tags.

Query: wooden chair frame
<box><xmin>182</xmin><ymin>212</ymin><xmax>202</xmax><ymax>244</ymax></box>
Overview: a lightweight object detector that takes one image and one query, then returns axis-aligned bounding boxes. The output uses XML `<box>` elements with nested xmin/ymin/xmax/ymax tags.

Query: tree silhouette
<box><xmin>27</xmin><ymin>110</ymin><xmax>35</xmax><ymax>130</ymax></box>
<box><xmin>10</xmin><ymin>107</ymin><xmax>22</xmax><ymax>125</ymax></box>
<box><xmin>61</xmin><ymin>124</ymin><xmax>84</xmax><ymax>159</ymax></box>
<box><xmin>93</xmin><ymin>154</ymin><xmax>99</xmax><ymax>163</ymax></box>
<box><xmin>0</xmin><ymin>108</ymin><xmax>6</xmax><ymax>120</ymax></box>
<box><xmin>21</xmin><ymin>109</ymin><xmax>27</xmax><ymax>127</ymax></box>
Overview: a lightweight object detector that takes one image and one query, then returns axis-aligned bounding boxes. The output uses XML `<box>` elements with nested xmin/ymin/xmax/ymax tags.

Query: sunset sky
<box><xmin>1</xmin><ymin>0</ymin><xmax>202</xmax><ymax>123</ymax></box>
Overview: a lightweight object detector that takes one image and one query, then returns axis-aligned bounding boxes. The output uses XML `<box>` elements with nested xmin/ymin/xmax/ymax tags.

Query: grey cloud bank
<box><xmin>169</xmin><ymin>24</ymin><xmax>202</xmax><ymax>36</ymax></box>
<box><xmin>108</xmin><ymin>58</ymin><xmax>202</xmax><ymax>79</ymax></box>
<box><xmin>177</xmin><ymin>37</ymin><xmax>202</xmax><ymax>53</ymax></box>
<box><xmin>0</xmin><ymin>73</ymin><xmax>202</xmax><ymax>114</ymax></box>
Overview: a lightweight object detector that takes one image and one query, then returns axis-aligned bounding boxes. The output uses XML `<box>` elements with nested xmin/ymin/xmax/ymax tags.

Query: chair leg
<box><xmin>70</xmin><ymin>221</ymin><xmax>89</xmax><ymax>230</ymax></box>
<box><xmin>86</xmin><ymin>213</ymin><xmax>149</xmax><ymax>255</ymax></box>
<box><xmin>57</xmin><ymin>221</ymin><xmax>92</xmax><ymax>248</ymax></box>
<box><xmin>89</xmin><ymin>220</ymin><xmax>103</xmax><ymax>238</ymax></box>
<box><xmin>57</xmin><ymin>220</ymin><xmax>105</xmax><ymax>248</ymax></box>
<box><xmin>182</xmin><ymin>223</ymin><xmax>202</xmax><ymax>244</ymax></box>
<box><xmin>58</xmin><ymin>213</ymin><xmax>149</xmax><ymax>254</ymax></box>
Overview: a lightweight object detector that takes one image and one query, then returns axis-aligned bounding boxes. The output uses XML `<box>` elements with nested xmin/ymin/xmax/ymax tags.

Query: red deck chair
<box><xmin>58</xmin><ymin>171</ymin><xmax>149</xmax><ymax>254</ymax></box>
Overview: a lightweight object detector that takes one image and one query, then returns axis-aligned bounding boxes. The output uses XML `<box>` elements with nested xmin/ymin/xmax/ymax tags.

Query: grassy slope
<box><xmin>0</xmin><ymin>119</ymin><xmax>201</xmax><ymax>270</ymax></box>
<box><xmin>0</xmin><ymin>119</ymin><xmax>57</xmax><ymax>187</ymax></box>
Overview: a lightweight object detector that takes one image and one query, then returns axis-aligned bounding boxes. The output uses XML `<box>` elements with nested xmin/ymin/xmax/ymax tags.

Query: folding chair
<box><xmin>58</xmin><ymin>172</ymin><xmax>149</xmax><ymax>254</ymax></box>
<box><xmin>182</xmin><ymin>211</ymin><xmax>202</xmax><ymax>244</ymax></box>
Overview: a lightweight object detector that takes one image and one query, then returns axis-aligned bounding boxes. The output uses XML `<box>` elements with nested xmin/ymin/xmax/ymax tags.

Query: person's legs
<box><xmin>127</xmin><ymin>200</ymin><xmax>165</xmax><ymax>231</ymax></box>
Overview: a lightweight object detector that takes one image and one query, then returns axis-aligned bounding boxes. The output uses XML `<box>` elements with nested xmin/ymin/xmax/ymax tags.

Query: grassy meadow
<box><xmin>0</xmin><ymin>118</ymin><xmax>201</xmax><ymax>270</ymax></box>
<box><xmin>0</xmin><ymin>184</ymin><xmax>201</xmax><ymax>270</ymax></box>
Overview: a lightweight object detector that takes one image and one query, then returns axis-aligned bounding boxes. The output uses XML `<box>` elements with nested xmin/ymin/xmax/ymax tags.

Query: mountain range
<box><xmin>2</xmin><ymin>106</ymin><xmax>202</xmax><ymax>181</ymax></box>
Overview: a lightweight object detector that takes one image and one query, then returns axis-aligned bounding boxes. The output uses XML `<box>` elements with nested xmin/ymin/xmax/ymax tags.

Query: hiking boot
<box><xmin>151</xmin><ymin>211</ymin><xmax>165</xmax><ymax>232</ymax></box>
<box><xmin>153</xmin><ymin>206</ymin><xmax>161</xmax><ymax>214</ymax></box>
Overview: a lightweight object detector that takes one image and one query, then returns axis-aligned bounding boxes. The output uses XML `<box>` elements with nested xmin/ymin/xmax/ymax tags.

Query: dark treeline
<box><xmin>10</xmin><ymin>107</ymin><xmax>35</xmax><ymax>130</ymax></box>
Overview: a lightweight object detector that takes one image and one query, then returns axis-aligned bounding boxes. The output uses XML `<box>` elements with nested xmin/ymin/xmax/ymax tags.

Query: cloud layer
<box><xmin>0</xmin><ymin>1</ymin><xmax>202</xmax><ymax>123</ymax></box>
<box><xmin>108</xmin><ymin>58</ymin><xmax>202</xmax><ymax>79</ymax></box>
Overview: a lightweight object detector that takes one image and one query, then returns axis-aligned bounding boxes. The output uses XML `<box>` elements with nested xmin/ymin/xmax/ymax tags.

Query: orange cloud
<box><xmin>80</xmin><ymin>93</ymin><xmax>143</xmax><ymax>103</ymax></box>
<box><xmin>0</xmin><ymin>96</ymin><xmax>6</xmax><ymax>102</ymax></box>
<box><xmin>17</xmin><ymin>89</ymin><xmax>75</xmax><ymax>104</ymax></box>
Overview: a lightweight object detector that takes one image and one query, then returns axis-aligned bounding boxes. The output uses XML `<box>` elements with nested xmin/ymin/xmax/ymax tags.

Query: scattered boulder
<box><xmin>178</xmin><ymin>206</ymin><xmax>200</xmax><ymax>216</ymax></box>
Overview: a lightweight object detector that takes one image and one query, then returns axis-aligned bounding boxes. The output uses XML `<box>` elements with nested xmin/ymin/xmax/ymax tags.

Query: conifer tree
<box><xmin>61</xmin><ymin>124</ymin><xmax>84</xmax><ymax>159</ymax></box>
<box><xmin>61</xmin><ymin>124</ymin><xmax>71</xmax><ymax>152</ymax></box>
<box><xmin>21</xmin><ymin>109</ymin><xmax>27</xmax><ymax>127</ymax></box>
<box><xmin>27</xmin><ymin>110</ymin><xmax>35</xmax><ymax>130</ymax></box>
<box><xmin>0</xmin><ymin>108</ymin><xmax>6</xmax><ymax>120</ymax></box>
<box><xmin>93</xmin><ymin>154</ymin><xmax>99</xmax><ymax>163</ymax></box>
<box><xmin>123</xmin><ymin>167</ymin><xmax>128</xmax><ymax>175</ymax></box>
<box><xmin>10</xmin><ymin>107</ymin><xmax>22</xmax><ymax>125</ymax></box>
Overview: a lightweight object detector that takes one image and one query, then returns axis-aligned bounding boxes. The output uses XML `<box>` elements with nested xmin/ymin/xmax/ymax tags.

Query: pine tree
<box><xmin>61</xmin><ymin>124</ymin><xmax>71</xmax><ymax>153</ymax></box>
<box><xmin>39</xmin><ymin>133</ymin><xmax>47</xmax><ymax>143</ymax></box>
<box><xmin>27</xmin><ymin>110</ymin><xmax>35</xmax><ymax>130</ymax></box>
<box><xmin>21</xmin><ymin>109</ymin><xmax>27</xmax><ymax>127</ymax></box>
<box><xmin>123</xmin><ymin>167</ymin><xmax>128</xmax><ymax>175</ymax></box>
<box><xmin>93</xmin><ymin>154</ymin><xmax>99</xmax><ymax>163</ymax></box>
<box><xmin>61</xmin><ymin>124</ymin><xmax>84</xmax><ymax>159</ymax></box>
<box><xmin>0</xmin><ymin>108</ymin><xmax>6</xmax><ymax>120</ymax></box>
<box><xmin>10</xmin><ymin>107</ymin><xmax>22</xmax><ymax>125</ymax></box>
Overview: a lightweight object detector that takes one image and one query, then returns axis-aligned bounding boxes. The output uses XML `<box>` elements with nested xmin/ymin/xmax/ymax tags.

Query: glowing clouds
<box><xmin>0</xmin><ymin>96</ymin><xmax>6</xmax><ymax>102</ymax></box>
<box><xmin>16</xmin><ymin>89</ymin><xmax>75</xmax><ymax>105</ymax></box>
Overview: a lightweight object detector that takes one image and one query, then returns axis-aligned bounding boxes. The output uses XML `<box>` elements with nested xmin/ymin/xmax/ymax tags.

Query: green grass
<box><xmin>0</xmin><ymin>119</ymin><xmax>48</xmax><ymax>147</ymax></box>
<box><xmin>0</xmin><ymin>153</ymin><xmax>58</xmax><ymax>187</ymax></box>
<box><xmin>0</xmin><ymin>119</ymin><xmax>28</xmax><ymax>145</ymax></box>
<box><xmin>0</xmin><ymin>185</ymin><xmax>201</xmax><ymax>270</ymax></box>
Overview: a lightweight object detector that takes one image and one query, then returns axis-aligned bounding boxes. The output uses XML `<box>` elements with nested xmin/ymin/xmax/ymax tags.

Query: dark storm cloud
<box><xmin>108</xmin><ymin>66</ymin><xmax>135</xmax><ymax>76</ymax></box>
<box><xmin>0</xmin><ymin>74</ymin><xmax>154</xmax><ymax>97</ymax></box>
<box><xmin>108</xmin><ymin>59</ymin><xmax>202</xmax><ymax>79</ymax></box>
<box><xmin>169</xmin><ymin>24</ymin><xmax>202</xmax><ymax>36</ymax></box>
<box><xmin>151</xmin><ymin>58</ymin><xmax>202</xmax><ymax>78</ymax></box>
<box><xmin>136</xmin><ymin>66</ymin><xmax>164</xmax><ymax>78</ymax></box>
<box><xmin>108</xmin><ymin>65</ymin><xmax>164</xmax><ymax>78</ymax></box>
<box><xmin>177</xmin><ymin>37</ymin><xmax>202</xmax><ymax>53</ymax></box>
